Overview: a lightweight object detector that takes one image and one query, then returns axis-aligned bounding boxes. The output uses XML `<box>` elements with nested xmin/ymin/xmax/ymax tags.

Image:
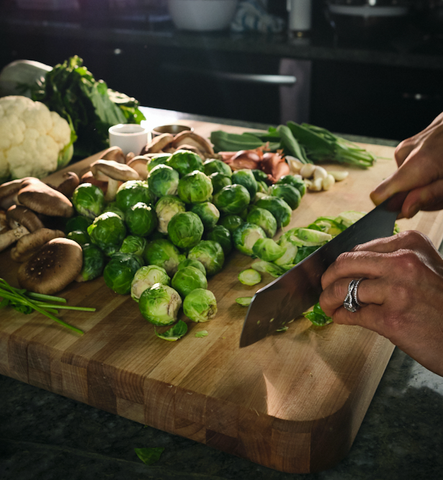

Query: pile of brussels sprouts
<box><xmin>66</xmin><ymin>149</ymin><xmax>307</xmax><ymax>340</ymax></box>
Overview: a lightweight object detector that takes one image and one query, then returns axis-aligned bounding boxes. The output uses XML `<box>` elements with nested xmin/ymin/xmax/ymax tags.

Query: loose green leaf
<box><xmin>155</xmin><ymin>319</ymin><xmax>188</xmax><ymax>341</ymax></box>
<box><xmin>303</xmin><ymin>303</ymin><xmax>333</xmax><ymax>326</ymax></box>
<box><xmin>134</xmin><ymin>447</ymin><xmax>164</xmax><ymax>465</ymax></box>
<box><xmin>195</xmin><ymin>330</ymin><xmax>209</xmax><ymax>338</ymax></box>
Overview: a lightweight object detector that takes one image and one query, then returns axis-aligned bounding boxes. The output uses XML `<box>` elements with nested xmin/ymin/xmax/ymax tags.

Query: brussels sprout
<box><xmin>103</xmin><ymin>202</ymin><xmax>125</xmax><ymax>220</ymax></box>
<box><xmin>274</xmin><ymin>240</ymin><xmax>298</xmax><ymax>266</ymax></box>
<box><xmin>143</xmin><ymin>238</ymin><xmax>185</xmax><ymax>276</ymax></box>
<box><xmin>167</xmin><ymin>150</ymin><xmax>204</xmax><ymax>177</ymax></box>
<box><xmin>154</xmin><ymin>195</ymin><xmax>186</xmax><ymax>234</ymax></box>
<box><xmin>254</xmin><ymin>195</ymin><xmax>292</xmax><ymax>229</ymax></box>
<box><xmin>276</xmin><ymin>175</ymin><xmax>306</xmax><ymax>197</ymax></box>
<box><xmin>251</xmin><ymin>169</ymin><xmax>269</xmax><ymax>183</ymax></box>
<box><xmin>219</xmin><ymin>214</ymin><xmax>244</xmax><ymax>232</ymax></box>
<box><xmin>246</xmin><ymin>207</ymin><xmax>277</xmax><ymax>238</ymax></box>
<box><xmin>269</xmin><ymin>183</ymin><xmax>301</xmax><ymax>210</ymax></box>
<box><xmin>131</xmin><ymin>265</ymin><xmax>170</xmax><ymax>302</ymax></box>
<box><xmin>177</xmin><ymin>170</ymin><xmax>213</xmax><ymax>204</ymax></box>
<box><xmin>231</xmin><ymin>169</ymin><xmax>258</xmax><ymax>200</ymax></box>
<box><xmin>64</xmin><ymin>215</ymin><xmax>92</xmax><ymax>235</ymax></box>
<box><xmin>256</xmin><ymin>181</ymin><xmax>269</xmax><ymax>194</ymax></box>
<box><xmin>148</xmin><ymin>164</ymin><xmax>179</xmax><ymax>197</ymax></box>
<box><xmin>67</xmin><ymin>229</ymin><xmax>90</xmax><ymax>246</ymax></box>
<box><xmin>334</xmin><ymin>211</ymin><xmax>366</xmax><ymax>229</ymax></box>
<box><xmin>72</xmin><ymin>183</ymin><xmax>105</xmax><ymax>219</ymax></box>
<box><xmin>232</xmin><ymin>222</ymin><xmax>266</xmax><ymax>256</ymax></box>
<box><xmin>103</xmin><ymin>252</ymin><xmax>144</xmax><ymax>295</ymax></box>
<box><xmin>238</xmin><ymin>268</ymin><xmax>261</xmax><ymax>286</ymax></box>
<box><xmin>167</xmin><ymin>211</ymin><xmax>204</xmax><ymax>249</ymax></box>
<box><xmin>206</xmin><ymin>225</ymin><xmax>232</xmax><ymax>256</ymax></box>
<box><xmin>236</xmin><ymin>296</ymin><xmax>253</xmax><ymax>307</ymax></box>
<box><xmin>156</xmin><ymin>319</ymin><xmax>188</xmax><ymax>341</ymax></box>
<box><xmin>77</xmin><ymin>243</ymin><xmax>106</xmax><ymax>282</ymax></box>
<box><xmin>307</xmin><ymin>216</ymin><xmax>344</xmax><ymax>236</ymax></box>
<box><xmin>87</xmin><ymin>212</ymin><xmax>127</xmax><ymax>256</ymax></box>
<box><xmin>125</xmin><ymin>202</ymin><xmax>158</xmax><ymax>237</ymax></box>
<box><xmin>139</xmin><ymin>283</ymin><xmax>182</xmax><ymax>326</ymax></box>
<box><xmin>213</xmin><ymin>184</ymin><xmax>250</xmax><ymax>215</ymax></box>
<box><xmin>177</xmin><ymin>258</ymin><xmax>206</xmax><ymax>276</ymax></box>
<box><xmin>147</xmin><ymin>153</ymin><xmax>171</xmax><ymax>173</ymax></box>
<box><xmin>188</xmin><ymin>240</ymin><xmax>224</xmax><ymax>276</ymax></box>
<box><xmin>251</xmin><ymin>260</ymin><xmax>285</xmax><ymax>278</ymax></box>
<box><xmin>183</xmin><ymin>288</ymin><xmax>217</xmax><ymax>323</ymax></box>
<box><xmin>171</xmin><ymin>266</ymin><xmax>208</xmax><ymax>298</ymax></box>
<box><xmin>252</xmin><ymin>238</ymin><xmax>285</xmax><ymax>262</ymax></box>
<box><xmin>295</xmin><ymin>228</ymin><xmax>332</xmax><ymax>246</ymax></box>
<box><xmin>120</xmin><ymin>235</ymin><xmax>147</xmax><ymax>257</ymax></box>
<box><xmin>209</xmin><ymin>172</ymin><xmax>232</xmax><ymax>194</ymax></box>
<box><xmin>116</xmin><ymin>180</ymin><xmax>155</xmax><ymax>212</ymax></box>
<box><xmin>190</xmin><ymin>202</ymin><xmax>220</xmax><ymax>231</ymax></box>
<box><xmin>203</xmin><ymin>158</ymin><xmax>232</xmax><ymax>177</ymax></box>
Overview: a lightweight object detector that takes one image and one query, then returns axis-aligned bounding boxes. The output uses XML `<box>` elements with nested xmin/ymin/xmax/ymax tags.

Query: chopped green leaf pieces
<box><xmin>195</xmin><ymin>330</ymin><xmax>209</xmax><ymax>338</ymax></box>
<box><xmin>155</xmin><ymin>319</ymin><xmax>188</xmax><ymax>341</ymax></box>
<box><xmin>238</xmin><ymin>268</ymin><xmax>261</xmax><ymax>286</ymax></box>
<box><xmin>236</xmin><ymin>296</ymin><xmax>253</xmax><ymax>307</ymax></box>
<box><xmin>134</xmin><ymin>447</ymin><xmax>164</xmax><ymax>465</ymax></box>
<box><xmin>303</xmin><ymin>303</ymin><xmax>333</xmax><ymax>326</ymax></box>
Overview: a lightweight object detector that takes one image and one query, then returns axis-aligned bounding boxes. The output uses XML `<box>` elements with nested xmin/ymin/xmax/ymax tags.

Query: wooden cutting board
<box><xmin>1</xmin><ymin>118</ymin><xmax>443</xmax><ymax>474</ymax></box>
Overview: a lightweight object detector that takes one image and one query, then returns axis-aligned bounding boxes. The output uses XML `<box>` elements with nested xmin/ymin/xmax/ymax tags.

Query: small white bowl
<box><xmin>168</xmin><ymin>0</ymin><xmax>239</xmax><ymax>32</ymax></box>
<box><xmin>108</xmin><ymin>124</ymin><xmax>148</xmax><ymax>156</ymax></box>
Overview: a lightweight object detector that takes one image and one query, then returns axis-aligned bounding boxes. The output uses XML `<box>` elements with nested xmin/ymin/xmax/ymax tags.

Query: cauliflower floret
<box><xmin>0</xmin><ymin>95</ymin><xmax>73</xmax><ymax>181</ymax></box>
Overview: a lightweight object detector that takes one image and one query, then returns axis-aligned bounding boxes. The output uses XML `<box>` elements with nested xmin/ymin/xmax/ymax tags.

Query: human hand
<box><xmin>371</xmin><ymin>112</ymin><xmax>443</xmax><ymax>218</ymax></box>
<box><xmin>319</xmin><ymin>230</ymin><xmax>443</xmax><ymax>376</ymax></box>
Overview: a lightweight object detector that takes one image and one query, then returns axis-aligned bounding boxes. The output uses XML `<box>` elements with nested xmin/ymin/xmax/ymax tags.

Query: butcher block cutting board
<box><xmin>1</xmin><ymin>115</ymin><xmax>443</xmax><ymax>474</ymax></box>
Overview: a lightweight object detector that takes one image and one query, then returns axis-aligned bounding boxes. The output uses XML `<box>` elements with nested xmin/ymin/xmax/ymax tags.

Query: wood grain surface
<box><xmin>1</xmin><ymin>116</ymin><xmax>443</xmax><ymax>473</ymax></box>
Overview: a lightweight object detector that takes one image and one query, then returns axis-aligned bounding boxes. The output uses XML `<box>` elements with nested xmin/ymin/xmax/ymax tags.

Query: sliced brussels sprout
<box><xmin>154</xmin><ymin>195</ymin><xmax>186</xmax><ymax>234</ymax></box>
<box><xmin>246</xmin><ymin>207</ymin><xmax>277</xmax><ymax>238</ymax></box>
<box><xmin>64</xmin><ymin>215</ymin><xmax>93</xmax><ymax>235</ymax></box>
<box><xmin>203</xmin><ymin>158</ymin><xmax>232</xmax><ymax>177</ymax></box>
<box><xmin>209</xmin><ymin>172</ymin><xmax>232</xmax><ymax>195</ymax></box>
<box><xmin>67</xmin><ymin>229</ymin><xmax>90</xmax><ymax>246</ymax></box>
<box><xmin>231</xmin><ymin>169</ymin><xmax>258</xmax><ymax>200</ymax></box>
<box><xmin>276</xmin><ymin>175</ymin><xmax>306</xmax><ymax>197</ymax></box>
<box><xmin>254</xmin><ymin>195</ymin><xmax>292</xmax><ymax>229</ymax></box>
<box><xmin>103</xmin><ymin>252</ymin><xmax>144</xmax><ymax>295</ymax></box>
<box><xmin>87</xmin><ymin>212</ymin><xmax>127</xmax><ymax>256</ymax></box>
<box><xmin>206</xmin><ymin>225</ymin><xmax>232</xmax><ymax>256</ymax></box>
<box><xmin>218</xmin><ymin>214</ymin><xmax>244</xmax><ymax>232</ymax></box>
<box><xmin>120</xmin><ymin>235</ymin><xmax>147</xmax><ymax>257</ymax></box>
<box><xmin>273</xmin><ymin>241</ymin><xmax>298</xmax><ymax>266</ymax></box>
<box><xmin>236</xmin><ymin>296</ymin><xmax>253</xmax><ymax>307</ymax></box>
<box><xmin>334</xmin><ymin>211</ymin><xmax>366</xmax><ymax>229</ymax></box>
<box><xmin>251</xmin><ymin>260</ymin><xmax>285</xmax><ymax>278</ymax></box>
<box><xmin>177</xmin><ymin>170</ymin><xmax>213</xmax><ymax>204</ymax></box>
<box><xmin>125</xmin><ymin>202</ymin><xmax>158</xmax><ymax>237</ymax></box>
<box><xmin>167</xmin><ymin>211</ymin><xmax>204</xmax><ymax>249</ymax></box>
<box><xmin>252</xmin><ymin>238</ymin><xmax>285</xmax><ymax>262</ymax></box>
<box><xmin>307</xmin><ymin>216</ymin><xmax>345</xmax><ymax>236</ymax></box>
<box><xmin>72</xmin><ymin>183</ymin><xmax>105</xmax><ymax>219</ymax></box>
<box><xmin>103</xmin><ymin>202</ymin><xmax>125</xmax><ymax>221</ymax></box>
<box><xmin>139</xmin><ymin>283</ymin><xmax>182</xmax><ymax>326</ymax></box>
<box><xmin>116</xmin><ymin>180</ymin><xmax>155</xmax><ymax>212</ymax></box>
<box><xmin>232</xmin><ymin>222</ymin><xmax>266</xmax><ymax>256</ymax></box>
<box><xmin>147</xmin><ymin>153</ymin><xmax>171</xmax><ymax>173</ymax></box>
<box><xmin>195</xmin><ymin>330</ymin><xmax>209</xmax><ymax>338</ymax></box>
<box><xmin>188</xmin><ymin>240</ymin><xmax>224</xmax><ymax>276</ymax></box>
<box><xmin>131</xmin><ymin>265</ymin><xmax>170</xmax><ymax>302</ymax></box>
<box><xmin>155</xmin><ymin>319</ymin><xmax>188</xmax><ymax>341</ymax></box>
<box><xmin>269</xmin><ymin>183</ymin><xmax>301</xmax><ymax>210</ymax></box>
<box><xmin>148</xmin><ymin>164</ymin><xmax>179</xmax><ymax>197</ymax></box>
<box><xmin>143</xmin><ymin>238</ymin><xmax>186</xmax><ymax>276</ymax></box>
<box><xmin>77</xmin><ymin>243</ymin><xmax>106</xmax><ymax>282</ymax></box>
<box><xmin>213</xmin><ymin>184</ymin><xmax>250</xmax><ymax>215</ymax></box>
<box><xmin>238</xmin><ymin>268</ymin><xmax>261</xmax><ymax>286</ymax></box>
<box><xmin>177</xmin><ymin>258</ymin><xmax>206</xmax><ymax>276</ymax></box>
<box><xmin>171</xmin><ymin>266</ymin><xmax>208</xmax><ymax>298</ymax></box>
<box><xmin>295</xmin><ymin>228</ymin><xmax>332</xmax><ymax>246</ymax></box>
<box><xmin>190</xmin><ymin>202</ymin><xmax>220</xmax><ymax>231</ymax></box>
<box><xmin>167</xmin><ymin>150</ymin><xmax>204</xmax><ymax>177</ymax></box>
<box><xmin>183</xmin><ymin>288</ymin><xmax>217</xmax><ymax>323</ymax></box>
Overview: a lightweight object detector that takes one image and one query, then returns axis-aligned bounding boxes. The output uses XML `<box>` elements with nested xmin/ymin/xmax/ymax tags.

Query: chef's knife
<box><xmin>239</xmin><ymin>192</ymin><xmax>407</xmax><ymax>348</ymax></box>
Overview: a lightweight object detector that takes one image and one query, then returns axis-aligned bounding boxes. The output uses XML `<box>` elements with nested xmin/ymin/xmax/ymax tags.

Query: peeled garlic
<box><xmin>286</xmin><ymin>156</ymin><xmax>304</xmax><ymax>175</ymax></box>
<box><xmin>322</xmin><ymin>174</ymin><xmax>336</xmax><ymax>191</ymax></box>
<box><xmin>300</xmin><ymin>164</ymin><xmax>316</xmax><ymax>179</ymax></box>
<box><xmin>308</xmin><ymin>177</ymin><xmax>323</xmax><ymax>192</ymax></box>
<box><xmin>329</xmin><ymin>170</ymin><xmax>349</xmax><ymax>181</ymax></box>
<box><xmin>313</xmin><ymin>166</ymin><xmax>328</xmax><ymax>180</ymax></box>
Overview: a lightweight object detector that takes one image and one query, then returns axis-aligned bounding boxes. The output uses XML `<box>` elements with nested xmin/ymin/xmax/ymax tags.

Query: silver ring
<box><xmin>343</xmin><ymin>278</ymin><xmax>366</xmax><ymax>313</ymax></box>
<box><xmin>352</xmin><ymin>277</ymin><xmax>365</xmax><ymax>308</ymax></box>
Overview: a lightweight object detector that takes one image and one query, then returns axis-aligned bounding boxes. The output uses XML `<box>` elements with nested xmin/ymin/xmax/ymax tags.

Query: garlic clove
<box><xmin>329</xmin><ymin>170</ymin><xmax>349</xmax><ymax>181</ymax></box>
<box><xmin>313</xmin><ymin>166</ymin><xmax>328</xmax><ymax>180</ymax></box>
<box><xmin>286</xmin><ymin>156</ymin><xmax>304</xmax><ymax>175</ymax></box>
<box><xmin>322</xmin><ymin>174</ymin><xmax>336</xmax><ymax>191</ymax></box>
<box><xmin>300</xmin><ymin>164</ymin><xmax>316</xmax><ymax>179</ymax></box>
<box><xmin>308</xmin><ymin>177</ymin><xmax>323</xmax><ymax>192</ymax></box>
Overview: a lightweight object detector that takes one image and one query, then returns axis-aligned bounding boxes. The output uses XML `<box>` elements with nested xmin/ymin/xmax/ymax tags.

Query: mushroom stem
<box><xmin>105</xmin><ymin>179</ymin><xmax>120</xmax><ymax>202</ymax></box>
<box><xmin>0</xmin><ymin>225</ymin><xmax>30</xmax><ymax>252</ymax></box>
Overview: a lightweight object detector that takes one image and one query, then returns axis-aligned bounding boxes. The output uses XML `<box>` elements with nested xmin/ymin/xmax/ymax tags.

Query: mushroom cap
<box><xmin>90</xmin><ymin>159</ymin><xmax>140</xmax><ymax>183</ymax></box>
<box><xmin>17</xmin><ymin>178</ymin><xmax>74</xmax><ymax>218</ymax></box>
<box><xmin>6</xmin><ymin>205</ymin><xmax>44</xmax><ymax>232</ymax></box>
<box><xmin>101</xmin><ymin>146</ymin><xmax>126</xmax><ymax>164</ymax></box>
<box><xmin>17</xmin><ymin>238</ymin><xmax>83</xmax><ymax>295</ymax></box>
<box><xmin>0</xmin><ymin>177</ymin><xmax>34</xmax><ymax>210</ymax></box>
<box><xmin>140</xmin><ymin>133</ymin><xmax>174</xmax><ymax>155</ymax></box>
<box><xmin>11</xmin><ymin>228</ymin><xmax>65</xmax><ymax>263</ymax></box>
<box><xmin>53</xmin><ymin>171</ymin><xmax>80</xmax><ymax>199</ymax></box>
<box><xmin>171</xmin><ymin>131</ymin><xmax>215</xmax><ymax>156</ymax></box>
<box><xmin>127</xmin><ymin>156</ymin><xmax>149</xmax><ymax>180</ymax></box>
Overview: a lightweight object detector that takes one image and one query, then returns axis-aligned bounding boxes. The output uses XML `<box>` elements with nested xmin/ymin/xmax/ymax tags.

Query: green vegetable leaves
<box><xmin>303</xmin><ymin>303</ymin><xmax>333</xmax><ymax>327</ymax></box>
<box><xmin>134</xmin><ymin>447</ymin><xmax>164</xmax><ymax>465</ymax></box>
<box><xmin>155</xmin><ymin>319</ymin><xmax>188</xmax><ymax>341</ymax></box>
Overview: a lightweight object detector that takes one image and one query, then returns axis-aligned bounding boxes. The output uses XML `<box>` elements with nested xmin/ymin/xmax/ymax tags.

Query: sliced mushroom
<box><xmin>140</xmin><ymin>133</ymin><xmax>174</xmax><ymax>155</ymax></box>
<box><xmin>17</xmin><ymin>238</ymin><xmax>83</xmax><ymax>295</ymax></box>
<box><xmin>170</xmin><ymin>131</ymin><xmax>216</xmax><ymax>158</ymax></box>
<box><xmin>127</xmin><ymin>156</ymin><xmax>149</xmax><ymax>180</ymax></box>
<box><xmin>11</xmin><ymin>227</ymin><xmax>65</xmax><ymax>263</ymax></box>
<box><xmin>90</xmin><ymin>159</ymin><xmax>140</xmax><ymax>202</ymax></box>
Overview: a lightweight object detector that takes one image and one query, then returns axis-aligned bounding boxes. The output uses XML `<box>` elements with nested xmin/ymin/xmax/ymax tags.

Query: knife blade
<box><xmin>239</xmin><ymin>192</ymin><xmax>407</xmax><ymax>348</ymax></box>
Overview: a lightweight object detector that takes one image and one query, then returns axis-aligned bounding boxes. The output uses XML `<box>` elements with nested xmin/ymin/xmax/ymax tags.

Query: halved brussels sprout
<box><xmin>171</xmin><ymin>266</ymin><xmax>208</xmax><ymax>298</ymax></box>
<box><xmin>154</xmin><ymin>195</ymin><xmax>186</xmax><ymax>234</ymax></box>
<box><xmin>116</xmin><ymin>180</ymin><xmax>155</xmax><ymax>211</ymax></box>
<box><xmin>209</xmin><ymin>172</ymin><xmax>232</xmax><ymax>194</ymax></box>
<box><xmin>77</xmin><ymin>243</ymin><xmax>106</xmax><ymax>282</ymax></box>
<box><xmin>218</xmin><ymin>214</ymin><xmax>244</xmax><ymax>232</ymax></box>
<box><xmin>252</xmin><ymin>238</ymin><xmax>285</xmax><ymax>262</ymax></box>
<box><xmin>274</xmin><ymin>240</ymin><xmax>298</xmax><ymax>266</ymax></box>
<box><xmin>125</xmin><ymin>202</ymin><xmax>158</xmax><ymax>237</ymax></box>
<box><xmin>254</xmin><ymin>195</ymin><xmax>292</xmax><ymax>229</ymax></box>
<box><xmin>246</xmin><ymin>207</ymin><xmax>277</xmax><ymax>238</ymax></box>
<box><xmin>139</xmin><ymin>283</ymin><xmax>182</xmax><ymax>326</ymax></box>
<box><xmin>232</xmin><ymin>222</ymin><xmax>266</xmax><ymax>256</ymax></box>
<box><xmin>64</xmin><ymin>215</ymin><xmax>92</xmax><ymax>235</ymax></box>
<box><xmin>206</xmin><ymin>225</ymin><xmax>232</xmax><ymax>256</ymax></box>
<box><xmin>147</xmin><ymin>153</ymin><xmax>171</xmax><ymax>173</ymax></box>
<box><xmin>334</xmin><ymin>211</ymin><xmax>366</xmax><ymax>229</ymax></box>
<box><xmin>167</xmin><ymin>211</ymin><xmax>204</xmax><ymax>249</ymax></box>
<box><xmin>166</xmin><ymin>150</ymin><xmax>204</xmax><ymax>177</ymax></box>
<box><xmin>251</xmin><ymin>260</ymin><xmax>285</xmax><ymax>278</ymax></box>
<box><xmin>231</xmin><ymin>169</ymin><xmax>258</xmax><ymax>200</ymax></box>
<box><xmin>269</xmin><ymin>183</ymin><xmax>301</xmax><ymax>210</ymax></box>
<box><xmin>177</xmin><ymin>170</ymin><xmax>213</xmax><ymax>204</ymax></box>
<box><xmin>103</xmin><ymin>252</ymin><xmax>144</xmax><ymax>295</ymax></box>
<box><xmin>103</xmin><ymin>202</ymin><xmax>125</xmax><ymax>221</ymax></box>
<box><xmin>183</xmin><ymin>288</ymin><xmax>217</xmax><ymax>323</ymax></box>
<box><xmin>238</xmin><ymin>268</ymin><xmax>261</xmax><ymax>286</ymax></box>
<box><xmin>203</xmin><ymin>158</ymin><xmax>232</xmax><ymax>177</ymax></box>
<box><xmin>143</xmin><ymin>238</ymin><xmax>185</xmax><ymax>276</ymax></box>
<box><xmin>188</xmin><ymin>240</ymin><xmax>224</xmax><ymax>276</ymax></box>
<box><xmin>67</xmin><ymin>229</ymin><xmax>90</xmax><ymax>246</ymax></box>
<box><xmin>148</xmin><ymin>164</ymin><xmax>179</xmax><ymax>197</ymax></box>
<box><xmin>213</xmin><ymin>184</ymin><xmax>250</xmax><ymax>215</ymax></box>
<box><xmin>190</xmin><ymin>202</ymin><xmax>220</xmax><ymax>231</ymax></box>
<box><xmin>131</xmin><ymin>265</ymin><xmax>170</xmax><ymax>302</ymax></box>
<box><xmin>120</xmin><ymin>235</ymin><xmax>147</xmax><ymax>257</ymax></box>
<box><xmin>72</xmin><ymin>183</ymin><xmax>105</xmax><ymax>219</ymax></box>
<box><xmin>177</xmin><ymin>258</ymin><xmax>206</xmax><ymax>276</ymax></box>
<box><xmin>276</xmin><ymin>175</ymin><xmax>306</xmax><ymax>197</ymax></box>
<box><xmin>87</xmin><ymin>212</ymin><xmax>127</xmax><ymax>256</ymax></box>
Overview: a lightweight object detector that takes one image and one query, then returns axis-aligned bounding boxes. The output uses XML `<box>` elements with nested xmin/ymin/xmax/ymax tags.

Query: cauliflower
<box><xmin>0</xmin><ymin>95</ymin><xmax>74</xmax><ymax>182</ymax></box>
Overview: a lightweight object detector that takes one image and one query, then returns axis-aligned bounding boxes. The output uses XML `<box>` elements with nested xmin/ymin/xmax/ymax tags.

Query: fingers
<box><xmin>352</xmin><ymin>230</ymin><xmax>431</xmax><ymax>254</ymax></box>
<box><xmin>400</xmin><ymin>180</ymin><xmax>443</xmax><ymax>217</ymax></box>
